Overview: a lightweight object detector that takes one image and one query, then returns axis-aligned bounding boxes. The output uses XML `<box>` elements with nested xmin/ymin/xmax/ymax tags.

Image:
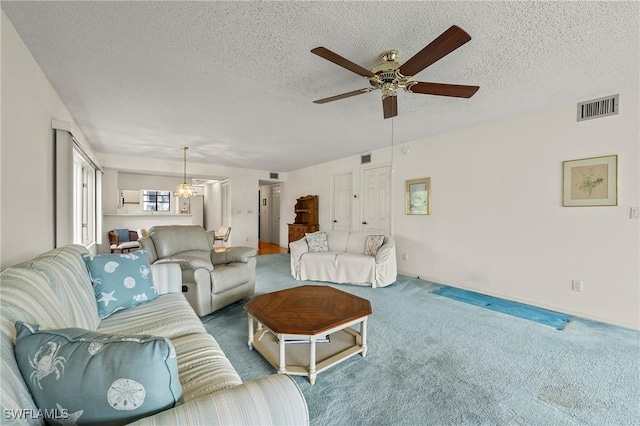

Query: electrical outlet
<box><xmin>402</xmin><ymin>253</ymin><xmax>408</xmax><ymax>261</ymax></box>
<box><xmin>571</xmin><ymin>280</ymin><xmax>583</xmax><ymax>292</ymax></box>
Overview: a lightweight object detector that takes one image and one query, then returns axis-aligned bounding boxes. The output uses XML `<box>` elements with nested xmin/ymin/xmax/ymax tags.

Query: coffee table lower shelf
<box><xmin>248</xmin><ymin>319</ymin><xmax>367</xmax><ymax>385</ymax></box>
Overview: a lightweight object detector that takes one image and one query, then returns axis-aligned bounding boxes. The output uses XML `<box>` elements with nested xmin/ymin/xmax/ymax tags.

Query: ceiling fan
<box><xmin>311</xmin><ymin>25</ymin><xmax>479</xmax><ymax>119</ymax></box>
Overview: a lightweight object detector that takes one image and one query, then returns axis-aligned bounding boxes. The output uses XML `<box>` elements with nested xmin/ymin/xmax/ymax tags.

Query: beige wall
<box><xmin>286</xmin><ymin>86</ymin><xmax>640</xmax><ymax>329</ymax></box>
<box><xmin>1</xmin><ymin>12</ymin><xmax>98</xmax><ymax>269</ymax></box>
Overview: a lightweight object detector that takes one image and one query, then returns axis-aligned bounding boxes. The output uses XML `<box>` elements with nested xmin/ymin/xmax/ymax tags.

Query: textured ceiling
<box><xmin>3</xmin><ymin>1</ymin><xmax>639</xmax><ymax>172</ymax></box>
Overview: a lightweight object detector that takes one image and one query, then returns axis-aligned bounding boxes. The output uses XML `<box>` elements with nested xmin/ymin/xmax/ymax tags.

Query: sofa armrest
<box><xmin>211</xmin><ymin>246</ymin><xmax>256</xmax><ymax>265</ymax></box>
<box><xmin>375</xmin><ymin>241</ymin><xmax>395</xmax><ymax>264</ymax></box>
<box><xmin>289</xmin><ymin>238</ymin><xmax>309</xmax><ymax>262</ymax></box>
<box><xmin>139</xmin><ymin>237</ymin><xmax>158</xmax><ymax>264</ymax></box>
<box><xmin>150</xmin><ymin>263</ymin><xmax>182</xmax><ymax>294</ymax></box>
<box><xmin>130</xmin><ymin>374</ymin><xmax>308</xmax><ymax>425</ymax></box>
<box><xmin>205</xmin><ymin>230</ymin><xmax>215</xmax><ymax>248</ymax></box>
<box><xmin>154</xmin><ymin>256</ymin><xmax>214</xmax><ymax>272</ymax></box>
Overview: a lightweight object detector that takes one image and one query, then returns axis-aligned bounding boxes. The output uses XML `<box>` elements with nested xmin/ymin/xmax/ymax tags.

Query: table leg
<box><xmin>278</xmin><ymin>334</ymin><xmax>286</xmax><ymax>374</ymax></box>
<box><xmin>247</xmin><ymin>315</ymin><xmax>254</xmax><ymax>350</ymax></box>
<box><xmin>361</xmin><ymin>317</ymin><xmax>368</xmax><ymax>358</ymax></box>
<box><xmin>309</xmin><ymin>336</ymin><xmax>317</xmax><ymax>385</ymax></box>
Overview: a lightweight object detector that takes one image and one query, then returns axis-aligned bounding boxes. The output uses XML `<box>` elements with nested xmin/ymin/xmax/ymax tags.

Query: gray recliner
<box><xmin>139</xmin><ymin>225</ymin><xmax>256</xmax><ymax>316</ymax></box>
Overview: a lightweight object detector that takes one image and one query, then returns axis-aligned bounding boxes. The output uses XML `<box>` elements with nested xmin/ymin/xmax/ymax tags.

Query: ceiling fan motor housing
<box><xmin>369</xmin><ymin>52</ymin><xmax>410</xmax><ymax>93</ymax></box>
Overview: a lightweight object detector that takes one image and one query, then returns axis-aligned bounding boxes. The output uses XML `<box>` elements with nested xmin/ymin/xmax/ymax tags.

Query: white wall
<box><xmin>0</xmin><ymin>12</ymin><xmax>99</xmax><ymax>269</ymax></box>
<box><xmin>116</xmin><ymin>172</ymin><xmax>185</xmax><ymax>214</ymax></box>
<box><xmin>281</xmin><ymin>148</ymin><xmax>393</xmax><ymax>242</ymax></box>
<box><xmin>98</xmin><ymin>153</ymin><xmax>274</xmax><ymax>248</ymax></box>
<box><xmin>0</xmin><ymin>6</ymin><xmax>272</xmax><ymax>264</ymax></box>
<box><xmin>2</xmin><ymin>8</ymin><xmax>637</xmax><ymax>329</ymax></box>
<box><xmin>286</xmin><ymin>87</ymin><xmax>639</xmax><ymax>330</ymax></box>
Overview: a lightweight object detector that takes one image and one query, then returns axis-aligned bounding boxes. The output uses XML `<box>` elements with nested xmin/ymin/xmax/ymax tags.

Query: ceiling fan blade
<box><xmin>382</xmin><ymin>95</ymin><xmax>398</xmax><ymax>119</ymax></box>
<box><xmin>398</xmin><ymin>25</ymin><xmax>472</xmax><ymax>77</ymax></box>
<box><xmin>407</xmin><ymin>82</ymin><xmax>479</xmax><ymax>98</ymax></box>
<box><xmin>311</xmin><ymin>47</ymin><xmax>376</xmax><ymax>78</ymax></box>
<box><xmin>313</xmin><ymin>88</ymin><xmax>374</xmax><ymax>104</ymax></box>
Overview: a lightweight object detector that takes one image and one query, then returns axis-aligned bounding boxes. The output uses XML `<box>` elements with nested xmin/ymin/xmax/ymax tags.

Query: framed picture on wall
<box><xmin>562</xmin><ymin>155</ymin><xmax>617</xmax><ymax>207</ymax></box>
<box><xmin>405</xmin><ymin>177</ymin><xmax>431</xmax><ymax>215</ymax></box>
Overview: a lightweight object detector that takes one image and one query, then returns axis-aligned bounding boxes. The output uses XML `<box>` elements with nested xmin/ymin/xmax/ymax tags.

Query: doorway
<box><xmin>259</xmin><ymin>183</ymin><xmax>281</xmax><ymax>245</ymax></box>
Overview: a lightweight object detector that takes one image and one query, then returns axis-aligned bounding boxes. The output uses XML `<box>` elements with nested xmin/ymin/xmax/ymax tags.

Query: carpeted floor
<box><xmin>202</xmin><ymin>254</ymin><xmax>640</xmax><ymax>425</ymax></box>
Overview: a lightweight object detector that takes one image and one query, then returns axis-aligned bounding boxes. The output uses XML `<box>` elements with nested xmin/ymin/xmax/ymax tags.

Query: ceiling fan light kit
<box><xmin>312</xmin><ymin>25</ymin><xmax>480</xmax><ymax>119</ymax></box>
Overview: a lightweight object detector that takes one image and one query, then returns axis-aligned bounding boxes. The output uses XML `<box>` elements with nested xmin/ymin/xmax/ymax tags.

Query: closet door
<box><xmin>361</xmin><ymin>166</ymin><xmax>391</xmax><ymax>234</ymax></box>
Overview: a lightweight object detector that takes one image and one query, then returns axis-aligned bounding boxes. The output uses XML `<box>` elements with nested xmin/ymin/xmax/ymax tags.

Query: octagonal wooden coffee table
<box><xmin>245</xmin><ymin>285</ymin><xmax>372</xmax><ymax>385</ymax></box>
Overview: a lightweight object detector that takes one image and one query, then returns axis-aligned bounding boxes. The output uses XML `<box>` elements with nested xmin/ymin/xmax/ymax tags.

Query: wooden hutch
<box><xmin>288</xmin><ymin>195</ymin><xmax>319</xmax><ymax>250</ymax></box>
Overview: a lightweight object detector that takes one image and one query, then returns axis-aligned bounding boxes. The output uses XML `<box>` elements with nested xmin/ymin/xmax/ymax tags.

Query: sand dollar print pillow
<box><xmin>82</xmin><ymin>250</ymin><xmax>157</xmax><ymax>319</ymax></box>
<box><xmin>14</xmin><ymin>322</ymin><xmax>183</xmax><ymax>425</ymax></box>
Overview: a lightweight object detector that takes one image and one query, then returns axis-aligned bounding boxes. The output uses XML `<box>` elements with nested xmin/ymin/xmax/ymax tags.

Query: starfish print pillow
<box><xmin>82</xmin><ymin>250</ymin><xmax>157</xmax><ymax>319</ymax></box>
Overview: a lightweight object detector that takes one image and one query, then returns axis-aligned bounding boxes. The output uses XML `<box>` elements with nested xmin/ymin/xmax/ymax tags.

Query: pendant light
<box><xmin>173</xmin><ymin>146</ymin><xmax>197</xmax><ymax>198</ymax></box>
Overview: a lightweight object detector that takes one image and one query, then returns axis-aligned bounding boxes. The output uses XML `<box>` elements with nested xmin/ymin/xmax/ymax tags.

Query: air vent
<box><xmin>269</xmin><ymin>172</ymin><xmax>279</xmax><ymax>179</ymax></box>
<box><xmin>577</xmin><ymin>94</ymin><xmax>618</xmax><ymax>122</ymax></box>
<box><xmin>361</xmin><ymin>153</ymin><xmax>372</xmax><ymax>164</ymax></box>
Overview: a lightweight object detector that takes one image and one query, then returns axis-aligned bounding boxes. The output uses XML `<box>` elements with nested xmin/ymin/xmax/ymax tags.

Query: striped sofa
<box><xmin>0</xmin><ymin>245</ymin><xmax>308</xmax><ymax>425</ymax></box>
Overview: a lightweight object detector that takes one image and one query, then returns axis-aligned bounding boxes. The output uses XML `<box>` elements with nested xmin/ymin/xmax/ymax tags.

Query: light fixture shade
<box><xmin>173</xmin><ymin>146</ymin><xmax>197</xmax><ymax>198</ymax></box>
<box><xmin>173</xmin><ymin>182</ymin><xmax>197</xmax><ymax>198</ymax></box>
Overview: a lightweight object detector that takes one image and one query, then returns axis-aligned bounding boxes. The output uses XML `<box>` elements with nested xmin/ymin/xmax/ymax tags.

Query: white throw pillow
<box><xmin>306</xmin><ymin>231</ymin><xmax>329</xmax><ymax>253</ymax></box>
<box><xmin>364</xmin><ymin>235</ymin><xmax>385</xmax><ymax>256</ymax></box>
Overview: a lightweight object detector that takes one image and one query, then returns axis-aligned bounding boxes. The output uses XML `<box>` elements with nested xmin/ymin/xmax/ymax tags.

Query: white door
<box><xmin>270</xmin><ymin>185</ymin><xmax>281</xmax><ymax>244</ymax></box>
<box><xmin>259</xmin><ymin>187</ymin><xmax>270</xmax><ymax>243</ymax></box>
<box><xmin>190</xmin><ymin>195</ymin><xmax>204</xmax><ymax>227</ymax></box>
<box><xmin>361</xmin><ymin>166</ymin><xmax>391</xmax><ymax>234</ymax></box>
<box><xmin>332</xmin><ymin>172</ymin><xmax>352</xmax><ymax>231</ymax></box>
<box><xmin>221</xmin><ymin>181</ymin><xmax>230</xmax><ymax>227</ymax></box>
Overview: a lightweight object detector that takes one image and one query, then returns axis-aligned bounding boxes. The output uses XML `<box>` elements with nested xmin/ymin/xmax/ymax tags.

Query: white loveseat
<box><xmin>290</xmin><ymin>231</ymin><xmax>397</xmax><ymax>288</ymax></box>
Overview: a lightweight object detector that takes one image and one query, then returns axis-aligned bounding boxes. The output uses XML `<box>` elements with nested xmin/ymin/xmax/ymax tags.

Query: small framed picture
<box><xmin>563</xmin><ymin>155</ymin><xmax>617</xmax><ymax>207</ymax></box>
<box><xmin>405</xmin><ymin>178</ymin><xmax>431</xmax><ymax>215</ymax></box>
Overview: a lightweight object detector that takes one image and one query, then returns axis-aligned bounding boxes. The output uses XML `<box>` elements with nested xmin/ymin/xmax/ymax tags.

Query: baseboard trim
<box><xmin>397</xmin><ymin>271</ymin><xmax>639</xmax><ymax>331</ymax></box>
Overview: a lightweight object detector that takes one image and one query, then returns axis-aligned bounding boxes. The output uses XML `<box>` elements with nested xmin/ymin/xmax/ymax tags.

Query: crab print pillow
<box><xmin>14</xmin><ymin>322</ymin><xmax>183</xmax><ymax>425</ymax></box>
<box><xmin>81</xmin><ymin>250</ymin><xmax>157</xmax><ymax>319</ymax></box>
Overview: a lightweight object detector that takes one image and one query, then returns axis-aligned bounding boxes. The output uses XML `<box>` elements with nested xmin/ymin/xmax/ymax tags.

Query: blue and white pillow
<box><xmin>82</xmin><ymin>250</ymin><xmax>157</xmax><ymax>319</ymax></box>
<box><xmin>14</xmin><ymin>322</ymin><xmax>183</xmax><ymax>426</ymax></box>
<box><xmin>306</xmin><ymin>231</ymin><xmax>329</xmax><ymax>253</ymax></box>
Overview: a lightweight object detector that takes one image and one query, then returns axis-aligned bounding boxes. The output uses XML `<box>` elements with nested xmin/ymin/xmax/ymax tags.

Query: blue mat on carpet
<box><xmin>433</xmin><ymin>287</ymin><xmax>571</xmax><ymax>330</ymax></box>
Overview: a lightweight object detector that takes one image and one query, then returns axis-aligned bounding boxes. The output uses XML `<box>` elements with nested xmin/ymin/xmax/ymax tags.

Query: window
<box><xmin>73</xmin><ymin>150</ymin><xmax>96</xmax><ymax>246</ymax></box>
<box><xmin>143</xmin><ymin>190</ymin><xmax>171</xmax><ymax>212</ymax></box>
<box><xmin>55</xmin><ymin>126</ymin><xmax>102</xmax><ymax>248</ymax></box>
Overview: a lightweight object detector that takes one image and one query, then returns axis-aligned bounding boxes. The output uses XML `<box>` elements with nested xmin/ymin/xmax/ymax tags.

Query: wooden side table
<box><xmin>287</xmin><ymin>223</ymin><xmax>319</xmax><ymax>251</ymax></box>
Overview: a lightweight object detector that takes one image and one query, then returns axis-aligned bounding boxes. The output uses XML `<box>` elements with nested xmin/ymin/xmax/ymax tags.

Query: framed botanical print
<box><xmin>562</xmin><ymin>155</ymin><xmax>617</xmax><ymax>207</ymax></box>
<box><xmin>405</xmin><ymin>177</ymin><xmax>431</xmax><ymax>215</ymax></box>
